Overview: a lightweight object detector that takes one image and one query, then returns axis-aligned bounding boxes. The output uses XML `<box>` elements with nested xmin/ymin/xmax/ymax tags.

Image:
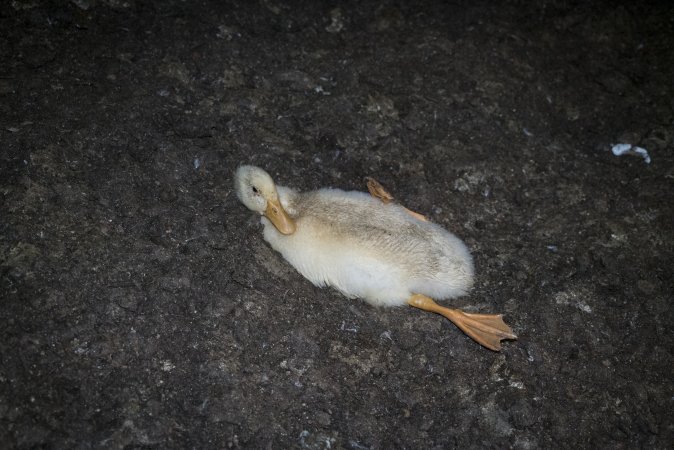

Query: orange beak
<box><xmin>264</xmin><ymin>199</ymin><xmax>296</xmax><ymax>235</ymax></box>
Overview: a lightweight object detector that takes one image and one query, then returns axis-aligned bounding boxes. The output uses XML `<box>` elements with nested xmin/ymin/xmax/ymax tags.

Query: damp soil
<box><xmin>1</xmin><ymin>1</ymin><xmax>673</xmax><ymax>448</ymax></box>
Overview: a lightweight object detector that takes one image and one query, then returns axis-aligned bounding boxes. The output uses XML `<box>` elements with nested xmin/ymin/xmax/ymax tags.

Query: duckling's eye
<box><xmin>252</xmin><ymin>186</ymin><xmax>259</xmax><ymax>194</ymax></box>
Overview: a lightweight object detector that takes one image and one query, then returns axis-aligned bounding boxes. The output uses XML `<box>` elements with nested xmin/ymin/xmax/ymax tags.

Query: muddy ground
<box><xmin>1</xmin><ymin>0</ymin><xmax>673</xmax><ymax>448</ymax></box>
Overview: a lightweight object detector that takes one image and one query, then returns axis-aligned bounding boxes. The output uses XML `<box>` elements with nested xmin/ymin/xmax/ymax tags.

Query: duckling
<box><xmin>234</xmin><ymin>165</ymin><xmax>517</xmax><ymax>351</ymax></box>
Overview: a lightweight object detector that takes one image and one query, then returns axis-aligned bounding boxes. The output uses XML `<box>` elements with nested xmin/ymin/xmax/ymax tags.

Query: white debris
<box><xmin>509</xmin><ymin>381</ymin><xmax>525</xmax><ymax>389</ymax></box>
<box><xmin>577</xmin><ymin>301</ymin><xmax>593</xmax><ymax>313</ymax></box>
<box><xmin>314</xmin><ymin>85</ymin><xmax>330</xmax><ymax>95</ymax></box>
<box><xmin>554</xmin><ymin>291</ymin><xmax>593</xmax><ymax>313</ymax></box>
<box><xmin>193</xmin><ymin>158</ymin><xmax>201</xmax><ymax>169</ymax></box>
<box><xmin>611</xmin><ymin>143</ymin><xmax>651</xmax><ymax>164</ymax></box>
<box><xmin>74</xmin><ymin>345</ymin><xmax>88</xmax><ymax>355</ymax></box>
<box><xmin>340</xmin><ymin>321</ymin><xmax>358</xmax><ymax>333</ymax></box>
<box><xmin>379</xmin><ymin>330</ymin><xmax>393</xmax><ymax>341</ymax></box>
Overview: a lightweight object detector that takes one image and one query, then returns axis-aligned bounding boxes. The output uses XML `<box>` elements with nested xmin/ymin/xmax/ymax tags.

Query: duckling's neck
<box><xmin>276</xmin><ymin>186</ymin><xmax>300</xmax><ymax>217</ymax></box>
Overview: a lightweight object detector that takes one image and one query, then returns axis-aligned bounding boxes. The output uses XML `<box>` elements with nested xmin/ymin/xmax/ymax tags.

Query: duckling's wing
<box><xmin>297</xmin><ymin>190</ymin><xmax>473</xmax><ymax>298</ymax></box>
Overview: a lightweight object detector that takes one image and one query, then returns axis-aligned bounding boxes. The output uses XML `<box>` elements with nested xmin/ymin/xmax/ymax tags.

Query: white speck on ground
<box><xmin>611</xmin><ymin>143</ymin><xmax>651</xmax><ymax>164</ymax></box>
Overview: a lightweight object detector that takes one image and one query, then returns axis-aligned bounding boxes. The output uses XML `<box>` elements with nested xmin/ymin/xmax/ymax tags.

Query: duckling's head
<box><xmin>234</xmin><ymin>165</ymin><xmax>296</xmax><ymax>235</ymax></box>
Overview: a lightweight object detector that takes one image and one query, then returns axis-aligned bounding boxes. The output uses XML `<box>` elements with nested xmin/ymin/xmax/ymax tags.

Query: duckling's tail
<box><xmin>408</xmin><ymin>294</ymin><xmax>517</xmax><ymax>351</ymax></box>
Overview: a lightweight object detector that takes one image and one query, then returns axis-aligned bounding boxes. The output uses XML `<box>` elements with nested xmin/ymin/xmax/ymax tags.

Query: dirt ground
<box><xmin>1</xmin><ymin>0</ymin><xmax>673</xmax><ymax>448</ymax></box>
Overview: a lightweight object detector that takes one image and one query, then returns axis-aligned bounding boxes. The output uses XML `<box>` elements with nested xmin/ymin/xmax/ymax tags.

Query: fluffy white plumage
<box><xmin>235</xmin><ymin>166</ymin><xmax>474</xmax><ymax>307</ymax></box>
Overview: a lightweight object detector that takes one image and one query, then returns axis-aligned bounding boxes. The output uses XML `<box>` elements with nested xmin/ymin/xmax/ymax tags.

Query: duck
<box><xmin>234</xmin><ymin>165</ymin><xmax>517</xmax><ymax>351</ymax></box>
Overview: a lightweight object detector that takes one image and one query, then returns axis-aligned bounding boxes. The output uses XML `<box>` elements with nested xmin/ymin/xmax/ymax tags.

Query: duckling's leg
<box><xmin>365</xmin><ymin>177</ymin><xmax>428</xmax><ymax>222</ymax></box>
<box><xmin>408</xmin><ymin>294</ymin><xmax>517</xmax><ymax>351</ymax></box>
